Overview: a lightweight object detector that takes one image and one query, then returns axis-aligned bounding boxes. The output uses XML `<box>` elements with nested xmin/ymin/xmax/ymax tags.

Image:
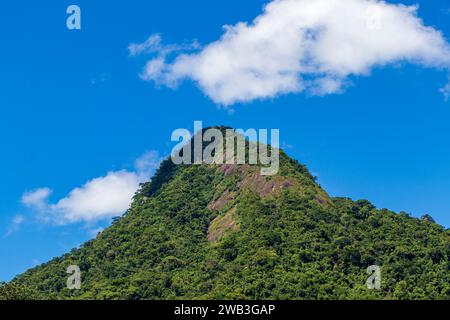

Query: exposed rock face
<box><xmin>207</xmin><ymin>164</ymin><xmax>294</xmax><ymax>243</ymax></box>
<box><xmin>218</xmin><ymin>163</ymin><xmax>294</xmax><ymax>197</ymax></box>
<box><xmin>239</xmin><ymin>172</ymin><xmax>292</xmax><ymax>197</ymax></box>
<box><xmin>208</xmin><ymin>208</ymin><xmax>239</xmax><ymax>243</ymax></box>
<box><xmin>208</xmin><ymin>191</ymin><xmax>236</xmax><ymax>211</ymax></box>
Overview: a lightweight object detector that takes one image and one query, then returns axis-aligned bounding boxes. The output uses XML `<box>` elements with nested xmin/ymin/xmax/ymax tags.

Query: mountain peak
<box><xmin>7</xmin><ymin>132</ymin><xmax>450</xmax><ymax>300</ymax></box>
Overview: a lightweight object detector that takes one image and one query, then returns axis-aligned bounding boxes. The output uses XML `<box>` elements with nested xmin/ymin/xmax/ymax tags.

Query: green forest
<box><xmin>2</xmin><ymin>132</ymin><xmax>449</xmax><ymax>300</ymax></box>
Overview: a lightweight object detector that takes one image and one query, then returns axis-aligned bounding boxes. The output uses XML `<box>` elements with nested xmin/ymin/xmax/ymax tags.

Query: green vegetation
<box><xmin>4</xmin><ymin>133</ymin><xmax>450</xmax><ymax>300</ymax></box>
<box><xmin>0</xmin><ymin>282</ymin><xmax>41</xmax><ymax>300</ymax></box>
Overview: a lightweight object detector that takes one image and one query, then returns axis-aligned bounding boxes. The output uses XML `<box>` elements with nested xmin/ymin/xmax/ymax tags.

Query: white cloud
<box><xmin>134</xmin><ymin>150</ymin><xmax>161</xmax><ymax>180</ymax></box>
<box><xmin>90</xmin><ymin>73</ymin><xmax>111</xmax><ymax>85</ymax></box>
<box><xmin>4</xmin><ymin>215</ymin><xmax>25</xmax><ymax>237</ymax></box>
<box><xmin>129</xmin><ymin>34</ymin><xmax>200</xmax><ymax>57</ymax></box>
<box><xmin>51</xmin><ymin>170</ymin><xmax>141</xmax><ymax>224</ymax></box>
<box><xmin>129</xmin><ymin>34</ymin><xmax>163</xmax><ymax>56</ymax></box>
<box><xmin>21</xmin><ymin>188</ymin><xmax>52</xmax><ymax>210</ymax></box>
<box><xmin>135</xmin><ymin>0</ymin><xmax>450</xmax><ymax>105</ymax></box>
<box><xmin>88</xmin><ymin>227</ymin><xmax>104</xmax><ymax>237</ymax></box>
<box><xmin>440</xmin><ymin>81</ymin><xmax>450</xmax><ymax>100</ymax></box>
<box><xmin>21</xmin><ymin>151</ymin><xmax>162</xmax><ymax>225</ymax></box>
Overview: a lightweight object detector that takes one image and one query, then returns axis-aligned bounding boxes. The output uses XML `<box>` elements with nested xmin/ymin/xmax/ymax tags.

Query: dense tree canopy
<box><xmin>0</xmin><ymin>282</ymin><xmax>41</xmax><ymax>300</ymax></box>
<box><xmin>6</xmin><ymin>138</ymin><xmax>450</xmax><ymax>300</ymax></box>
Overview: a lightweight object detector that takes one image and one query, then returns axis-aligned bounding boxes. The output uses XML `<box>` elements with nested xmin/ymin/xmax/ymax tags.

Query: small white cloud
<box><xmin>134</xmin><ymin>150</ymin><xmax>162</xmax><ymax>180</ymax></box>
<box><xmin>21</xmin><ymin>188</ymin><xmax>52</xmax><ymax>210</ymax></box>
<box><xmin>87</xmin><ymin>227</ymin><xmax>104</xmax><ymax>237</ymax></box>
<box><xmin>140</xmin><ymin>57</ymin><xmax>169</xmax><ymax>82</ymax></box>
<box><xmin>31</xmin><ymin>259</ymin><xmax>41</xmax><ymax>267</ymax></box>
<box><xmin>4</xmin><ymin>215</ymin><xmax>25</xmax><ymax>237</ymax></box>
<box><xmin>51</xmin><ymin>170</ymin><xmax>141</xmax><ymax>224</ymax></box>
<box><xmin>129</xmin><ymin>34</ymin><xmax>164</xmax><ymax>56</ymax></box>
<box><xmin>90</xmin><ymin>73</ymin><xmax>111</xmax><ymax>85</ymax></box>
<box><xmin>135</xmin><ymin>0</ymin><xmax>450</xmax><ymax>105</ymax></box>
<box><xmin>21</xmin><ymin>151</ymin><xmax>162</xmax><ymax>225</ymax></box>
<box><xmin>129</xmin><ymin>34</ymin><xmax>200</xmax><ymax>57</ymax></box>
<box><xmin>440</xmin><ymin>82</ymin><xmax>450</xmax><ymax>101</ymax></box>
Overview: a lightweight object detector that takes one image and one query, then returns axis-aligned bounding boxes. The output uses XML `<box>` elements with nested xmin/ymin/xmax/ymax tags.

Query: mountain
<box><xmin>4</xmin><ymin>128</ymin><xmax>450</xmax><ymax>300</ymax></box>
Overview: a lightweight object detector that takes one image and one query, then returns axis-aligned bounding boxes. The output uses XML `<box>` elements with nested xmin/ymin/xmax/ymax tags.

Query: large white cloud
<box><xmin>134</xmin><ymin>0</ymin><xmax>450</xmax><ymax>105</ymax></box>
<box><xmin>22</xmin><ymin>151</ymin><xmax>161</xmax><ymax>225</ymax></box>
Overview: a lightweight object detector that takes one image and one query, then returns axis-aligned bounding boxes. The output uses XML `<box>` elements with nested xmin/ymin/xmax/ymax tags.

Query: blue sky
<box><xmin>1</xmin><ymin>0</ymin><xmax>450</xmax><ymax>281</ymax></box>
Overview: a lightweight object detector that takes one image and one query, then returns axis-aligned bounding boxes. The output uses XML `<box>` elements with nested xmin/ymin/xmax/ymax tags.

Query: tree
<box><xmin>0</xmin><ymin>282</ymin><xmax>40</xmax><ymax>300</ymax></box>
<box><xmin>421</xmin><ymin>214</ymin><xmax>436</xmax><ymax>223</ymax></box>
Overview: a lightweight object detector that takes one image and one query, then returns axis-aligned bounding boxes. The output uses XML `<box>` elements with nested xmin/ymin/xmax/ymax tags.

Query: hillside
<box><xmin>4</xmin><ymin>129</ymin><xmax>450</xmax><ymax>300</ymax></box>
